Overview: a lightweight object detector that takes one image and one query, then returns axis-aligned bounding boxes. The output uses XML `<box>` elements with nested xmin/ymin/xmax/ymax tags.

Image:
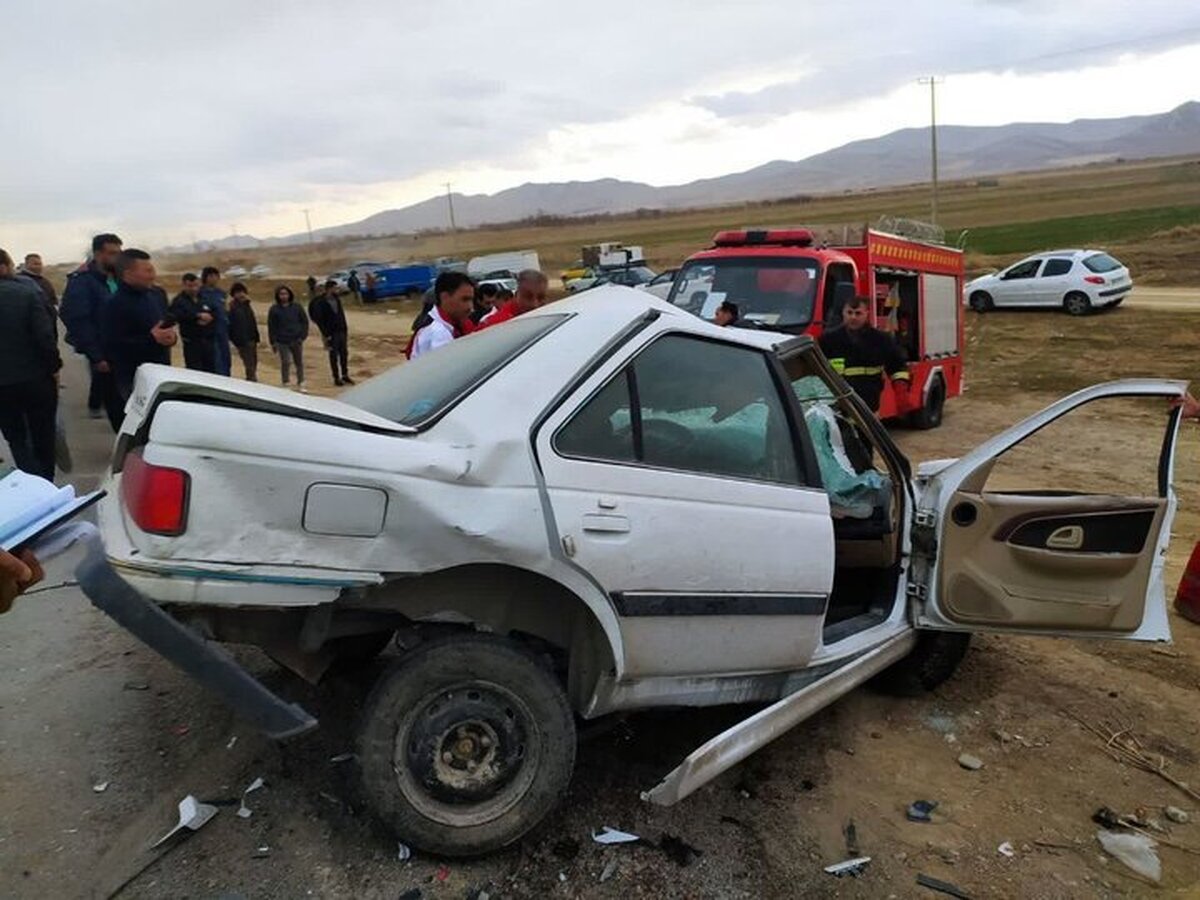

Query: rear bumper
<box><xmin>1099</xmin><ymin>283</ymin><xmax>1132</xmax><ymax>299</ymax></box>
<box><xmin>76</xmin><ymin>540</ymin><xmax>318</xmax><ymax>741</ymax></box>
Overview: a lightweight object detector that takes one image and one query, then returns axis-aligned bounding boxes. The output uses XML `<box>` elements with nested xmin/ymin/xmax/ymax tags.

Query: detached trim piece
<box><xmin>613</xmin><ymin>592</ymin><xmax>827</xmax><ymax>617</ymax></box>
<box><xmin>77</xmin><ymin>541</ymin><xmax>318</xmax><ymax>740</ymax></box>
<box><xmin>643</xmin><ymin>630</ymin><xmax>916</xmax><ymax>805</ymax></box>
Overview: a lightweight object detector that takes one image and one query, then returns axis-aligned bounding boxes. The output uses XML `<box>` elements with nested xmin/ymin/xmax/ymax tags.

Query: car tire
<box><xmin>1063</xmin><ymin>291</ymin><xmax>1092</xmax><ymax>316</ymax></box>
<box><xmin>909</xmin><ymin>376</ymin><xmax>946</xmax><ymax>430</ymax></box>
<box><xmin>358</xmin><ymin>632</ymin><xmax>576</xmax><ymax>857</ymax></box>
<box><xmin>871</xmin><ymin>630</ymin><xmax>971</xmax><ymax>696</ymax></box>
<box><xmin>968</xmin><ymin>291</ymin><xmax>993</xmax><ymax>312</ymax></box>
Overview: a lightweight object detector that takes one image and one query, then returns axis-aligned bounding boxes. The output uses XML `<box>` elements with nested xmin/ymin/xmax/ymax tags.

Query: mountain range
<box><xmin>182</xmin><ymin>101</ymin><xmax>1200</xmax><ymax>251</ymax></box>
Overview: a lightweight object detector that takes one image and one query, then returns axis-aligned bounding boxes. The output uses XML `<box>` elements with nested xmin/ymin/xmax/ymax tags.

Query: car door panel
<box><xmin>914</xmin><ymin>379</ymin><xmax>1186</xmax><ymax>641</ymax></box>
<box><xmin>536</xmin><ymin>330</ymin><xmax>834</xmax><ymax>678</ymax></box>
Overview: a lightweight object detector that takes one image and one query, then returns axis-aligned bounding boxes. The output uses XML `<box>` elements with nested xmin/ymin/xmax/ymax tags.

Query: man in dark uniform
<box><xmin>169</xmin><ymin>273</ymin><xmax>217</xmax><ymax>372</ymax></box>
<box><xmin>818</xmin><ymin>295</ymin><xmax>909</xmax><ymax>413</ymax></box>
<box><xmin>102</xmin><ymin>249</ymin><xmax>178</xmax><ymax>403</ymax></box>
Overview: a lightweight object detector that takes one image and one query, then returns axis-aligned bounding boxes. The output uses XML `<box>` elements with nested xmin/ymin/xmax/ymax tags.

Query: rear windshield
<box><xmin>1083</xmin><ymin>253</ymin><xmax>1122</xmax><ymax>273</ymax></box>
<box><xmin>340</xmin><ymin>315</ymin><xmax>566</xmax><ymax>427</ymax></box>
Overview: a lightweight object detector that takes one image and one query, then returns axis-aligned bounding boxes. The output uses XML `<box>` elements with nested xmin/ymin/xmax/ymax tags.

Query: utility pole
<box><xmin>303</xmin><ymin>209</ymin><xmax>314</xmax><ymax>244</ymax></box>
<box><xmin>917</xmin><ymin>76</ymin><xmax>943</xmax><ymax>225</ymax></box>
<box><xmin>444</xmin><ymin>182</ymin><xmax>457</xmax><ymax>232</ymax></box>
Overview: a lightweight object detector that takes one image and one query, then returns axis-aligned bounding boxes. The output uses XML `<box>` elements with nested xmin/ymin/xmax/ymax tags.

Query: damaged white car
<box><xmin>80</xmin><ymin>286</ymin><xmax>1184</xmax><ymax>856</ymax></box>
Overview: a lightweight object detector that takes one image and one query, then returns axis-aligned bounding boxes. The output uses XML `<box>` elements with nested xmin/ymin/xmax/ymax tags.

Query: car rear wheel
<box><xmin>909</xmin><ymin>376</ymin><xmax>946</xmax><ymax>430</ymax></box>
<box><xmin>1063</xmin><ymin>291</ymin><xmax>1092</xmax><ymax>316</ymax></box>
<box><xmin>968</xmin><ymin>291</ymin><xmax>993</xmax><ymax>312</ymax></box>
<box><xmin>358</xmin><ymin>633</ymin><xmax>575</xmax><ymax>857</ymax></box>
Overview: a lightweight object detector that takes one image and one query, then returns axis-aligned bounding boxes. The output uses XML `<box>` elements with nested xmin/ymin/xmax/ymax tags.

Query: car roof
<box><xmin>527</xmin><ymin>285</ymin><xmax>800</xmax><ymax>354</ymax></box>
<box><xmin>1028</xmin><ymin>249</ymin><xmax>1113</xmax><ymax>260</ymax></box>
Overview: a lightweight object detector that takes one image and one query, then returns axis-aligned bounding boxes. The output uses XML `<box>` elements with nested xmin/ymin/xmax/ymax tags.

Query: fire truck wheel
<box><xmin>968</xmin><ymin>291</ymin><xmax>993</xmax><ymax>312</ymax></box>
<box><xmin>1063</xmin><ymin>292</ymin><xmax>1092</xmax><ymax>316</ymax></box>
<box><xmin>910</xmin><ymin>376</ymin><xmax>946</xmax><ymax>430</ymax></box>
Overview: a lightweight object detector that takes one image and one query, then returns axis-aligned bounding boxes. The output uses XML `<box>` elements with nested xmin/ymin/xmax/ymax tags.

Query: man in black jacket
<box><xmin>169</xmin><ymin>273</ymin><xmax>217</xmax><ymax>372</ymax></box>
<box><xmin>60</xmin><ymin>233</ymin><xmax>124</xmax><ymax>430</ymax></box>
<box><xmin>308</xmin><ymin>280</ymin><xmax>354</xmax><ymax>386</ymax></box>
<box><xmin>0</xmin><ymin>248</ymin><xmax>61</xmax><ymax>479</ymax></box>
<box><xmin>102</xmin><ymin>249</ymin><xmax>178</xmax><ymax>402</ymax></box>
<box><xmin>818</xmin><ymin>295</ymin><xmax>909</xmax><ymax>413</ymax></box>
<box><xmin>228</xmin><ymin>282</ymin><xmax>261</xmax><ymax>381</ymax></box>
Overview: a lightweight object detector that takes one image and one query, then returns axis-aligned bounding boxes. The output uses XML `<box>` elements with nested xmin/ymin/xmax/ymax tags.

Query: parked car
<box><xmin>476</xmin><ymin>269</ymin><xmax>518</xmax><ymax>294</ymax></box>
<box><xmin>249</xmin><ymin>264</ymin><xmax>272</xmax><ymax>277</ymax></box>
<box><xmin>369</xmin><ymin>264</ymin><xmax>437</xmax><ymax>301</ymax></box>
<box><xmin>965</xmin><ymin>250</ymin><xmax>1132</xmax><ymax>315</ymax></box>
<box><xmin>79</xmin><ymin>287</ymin><xmax>1184</xmax><ymax>858</ymax></box>
<box><xmin>639</xmin><ymin>267</ymin><xmax>678</xmax><ymax>300</ymax></box>
<box><xmin>560</xmin><ymin>260</ymin><xmax>592</xmax><ymax>286</ymax></box>
<box><xmin>567</xmin><ymin>265</ymin><xmax>656</xmax><ymax>293</ymax></box>
<box><xmin>225</xmin><ymin>265</ymin><xmax>248</xmax><ymax>277</ymax></box>
<box><xmin>468</xmin><ymin>251</ymin><xmax>540</xmax><ymax>281</ymax></box>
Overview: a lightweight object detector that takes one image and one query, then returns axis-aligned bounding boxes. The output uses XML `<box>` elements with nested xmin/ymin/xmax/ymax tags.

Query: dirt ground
<box><xmin>5</xmin><ymin>299</ymin><xmax>1200</xmax><ymax>899</ymax></box>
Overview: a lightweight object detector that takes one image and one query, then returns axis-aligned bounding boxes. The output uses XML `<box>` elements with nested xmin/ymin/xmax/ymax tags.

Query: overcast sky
<box><xmin>3</xmin><ymin>0</ymin><xmax>1199</xmax><ymax>261</ymax></box>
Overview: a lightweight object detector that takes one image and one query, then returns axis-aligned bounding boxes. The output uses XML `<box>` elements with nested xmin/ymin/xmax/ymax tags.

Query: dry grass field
<box><xmin>145</xmin><ymin>155</ymin><xmax>1200</xmax><ymax>288</ymax></box>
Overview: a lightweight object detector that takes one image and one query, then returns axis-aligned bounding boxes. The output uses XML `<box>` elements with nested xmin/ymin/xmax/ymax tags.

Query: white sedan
<box><xmin>79</xmin><ymin>286</ymin><xmax>1183</xmax><ymax>856</ymax></box>
<box><xmin>966</xmin><ymin>249</ymin><xmax>1132</xmax><ymax>315</ymax></box>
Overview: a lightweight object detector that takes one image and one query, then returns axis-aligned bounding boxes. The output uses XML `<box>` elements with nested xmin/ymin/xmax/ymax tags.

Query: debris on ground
<box><xmin>225</xmin><ymin>735</ymin><xmax>238</xmax><ymax>750</ymax></box>
<box><xmin>152</xmin><ymin>796</ymin><xmax>219</xmax><ymax>848</ymax></box>
<box><xmin>599</xmin><ymin>860</ymin><xmax>618</xmax><ymax>883</ymax></box>
<box><xmin>907</xmin><ymin>800</ymin><xmax>938</xmax><ymax>823</ymax></box>
<box><xmin>957</xmin><ymin>753</ymin><xmax>984</xmax><ymax>771</ymax></box>
<box><xmin>843</xmin><ymin>819</ymin><xmax>859</xmax><ymax>856</ymax></box>
<box><xmin>824</xmin><ymin>856</ymin><xmax>871</xmax><ymax>877</ymax></box>
<box><xmin>1069</xmin><ymin>714</ymin><xmax>1200</xmax><ymax>803</ymax></box>
<box><xmin>236</xmin><ymin>776</ymin><xmax>266</xmax><ymax>819</ymax></box>
<box><xmin>172</xmin><ymin>724</ymin><xmax>190</xmax><ymax>737</ymax></box>
<box><xmin>122</xmin><ymin>681</ymin><xmax>150</xmax><ymax>691</ymax></box>
<box><xmin>396</xmin><ymin>841</ymin><xmax>411</xmax><ymax>861</ymax></box>
<box><xmin>659</xmin><ymin>833</ymin><xmax>702</xmax><ymax>867</ymax></box>
<box><xmin>329</xmin><ymin>752</ymin><xmax>355</xmax><ymax>764</ymax></box>
<box><xmin>1166</xmin><ymin>806</ymin><xmax>1191</xmax><ymax>824</ymax></box>
<box><xmin>592</xmin><ymin>826</ymin><xmax>640</xmax><ymax>845</ymax></box>
<box><xmin>1096</xmin><ymin>830</ymin><xmax>1161</xmax><ymax>883</ymax></box>
<box><xmin>1093</xmin><ymin>807</ymin><xmax>1126</xmax><ymax>830</ymax></box>
<box><xmin>435</xmin><ymin>865</ymin><xmax>449</xmax><ymax>882</ymax></box>
<box><xmin>397</xmin><ymin>890</ymin><xmax>421</xmax><ymax>900</ymax></box>
<box><xmin>251</xmin><ymin>845</ymin><xmax>270</xmax><ymax>859</ymax></box>
<box><xmin>997</xmin><ymin>842</ymin><xmax>1015</xmax><ymax>858</ymax></box>
<box><xmin>916</xmin><ymin>872</ymin><xmax>973</xmax><ymax>898</ymax></box>
<box><xmin>93</xmin><ymin>781</ymin><xmax>110</xmax><ymax>793</ymax></box>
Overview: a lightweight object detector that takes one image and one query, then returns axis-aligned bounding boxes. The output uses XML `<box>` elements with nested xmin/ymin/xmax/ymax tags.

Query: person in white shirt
<box><xmin>409</xmin><ymin>272</ymin><xmax>475</xmax><ymax>360</ymax></box>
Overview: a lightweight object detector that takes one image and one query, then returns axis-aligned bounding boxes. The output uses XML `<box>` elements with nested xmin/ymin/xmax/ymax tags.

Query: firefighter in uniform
<box><xmin>819</xmin><ymin>294</ymin><xmax>909</xmax><ymax>413</ymax></box>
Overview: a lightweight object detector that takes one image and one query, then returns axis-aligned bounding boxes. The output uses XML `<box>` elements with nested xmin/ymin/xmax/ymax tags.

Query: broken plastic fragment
<box><xmin>906</xmin><ymin>800</ymin><xmax>938</xmax><ymax>823</ymax></box>
<box><xmin>824</xmin><ymin>856</ymin><xmax>871</xmax><ymax>877</ymax></box>
<box><xmin>226</xmin><ymin>735</ymin><xmax>238</xmax><ymax>750</ymax></box>
<box><xmin>397</xmin><ymin>841</ymin><xmax>412</xmax><ymax>861</ymax></box>
<box><xmin>151</xmin><ymin>795</ymin><xmax>219</xmax><ymax>848</ymax></box>
<box><xmin>592</xmin><ymin>826</ymin><xmax>640</xmax><ymax>845</ymax></box>
<box><xmin>237</xmin><ymin>776</ymin><xmax>266</xmax><ymax>819</ymax></box>
<box><xmin>330</xmin><ymin>752</ymin><xmax>355</xmax><ymax>764</ymax></box>
<box><xmin>92</xmin><ymin>781</ymin><xmax>109</xmax><ymax>793</ymax></box>
<box><xmin>1096</xmin><ymin>831</ymin><xmax>1161</xmax><ymax>883</ymax></box>
<box><xmin>997</xmin><ymin>842</ymin><xmax>1015</xmax><ymax>858</ymax></box>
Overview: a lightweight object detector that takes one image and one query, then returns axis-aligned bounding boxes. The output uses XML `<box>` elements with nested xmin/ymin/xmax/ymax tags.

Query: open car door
<box><xmin>910</xmin><ymin>379</ymin><xmax>1185</xmax><ymax>641</ymax></box>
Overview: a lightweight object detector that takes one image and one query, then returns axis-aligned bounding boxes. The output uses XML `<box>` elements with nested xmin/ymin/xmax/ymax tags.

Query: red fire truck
<box><xmin>666</xmin><ymin>226</ymin><xmax>964</xmax><ymax>428</ymax></box>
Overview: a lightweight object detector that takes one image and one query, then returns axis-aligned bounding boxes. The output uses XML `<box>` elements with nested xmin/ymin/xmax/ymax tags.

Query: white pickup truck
<box><xmin>79</xmin><ymin>287</ymin><xmax>1183</xmax><ymax>856</ymax></box>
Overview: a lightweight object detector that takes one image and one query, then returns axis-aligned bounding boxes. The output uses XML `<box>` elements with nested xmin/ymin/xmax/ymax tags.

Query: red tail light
<box><xmin>1084</xmin><ymin>275</ymin><xmax>1105</xmax><ymax>285</ymax></box>
<box><xmin>1174</xmin><ymin>541</ymin><xmax>1200</xmax><ymax>624</ymax></box>
<box><xmin>121</xmin><ymin>450</ymin><xmax>190</xmax><ymax>535</ymax></box>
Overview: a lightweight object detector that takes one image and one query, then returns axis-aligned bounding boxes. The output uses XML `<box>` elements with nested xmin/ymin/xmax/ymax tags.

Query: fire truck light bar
<box><xmin>713</xmin><ymin>228</ymin><xmax>815</xmax><ymax>248</ymax></box>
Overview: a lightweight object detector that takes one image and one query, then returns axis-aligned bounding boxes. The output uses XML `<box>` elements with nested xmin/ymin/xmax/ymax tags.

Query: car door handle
<box><xmin>1046</xmin><ymin>525</ymin><xmax>1084</xmax><ymax>550</ymax></box>
<box><xmin>582</xmin><ymin>513</ymin><xmax>630</xmax><ymax>534</ymax></box>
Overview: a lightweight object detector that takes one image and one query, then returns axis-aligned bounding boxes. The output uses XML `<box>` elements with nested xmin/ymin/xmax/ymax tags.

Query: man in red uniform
<box><xmin>479</xmin><ymin>270</ymin><xmax>547</xmax><ymax>328</ymax></box>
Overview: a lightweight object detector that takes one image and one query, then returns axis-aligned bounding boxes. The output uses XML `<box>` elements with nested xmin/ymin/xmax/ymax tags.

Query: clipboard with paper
<box><xmin>0</xmin><ymin>468</ymin><xmax>105</xmax><ymax>554</ymax></box>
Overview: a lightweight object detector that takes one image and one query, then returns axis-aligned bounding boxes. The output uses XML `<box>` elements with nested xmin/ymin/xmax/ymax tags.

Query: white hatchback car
<box><xmin>79</xmin><ymin>287</ymin><xmax>1183</xmax><ymax>856</ymax></box>
<box><xmin>965</xmin><ymin>250</ymin><xmax>1132</xmax><ymax>315</ymax></box>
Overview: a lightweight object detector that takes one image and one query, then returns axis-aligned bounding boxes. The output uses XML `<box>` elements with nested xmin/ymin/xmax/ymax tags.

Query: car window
<box><xmin>1003</xmin><ymin>259</ymin><xmax>1042</xmax><ymax>280</ymax></box>
<box><xmin>1040</xmin><ymin>258</ymin><xmax>1074</xmax><ymax>277</ymax></box>
<box><xmin>1083</xmin><ymin>253</ymin><xmax>1122</xmax><ymax>274</ymax></box>
<box><xmin>669</xmin><ymin>257</ymin><xmax>820</xmax><ymax>328</ymax></box>
<box><xmin>555</xmin><ymin>334</ymin><xmax>802</xmax><ymax>485</ymax></box>
<box><xmin>341</xmin><ymin>315</ymin><xmax>567</xmax><ymax>427</ymax></box>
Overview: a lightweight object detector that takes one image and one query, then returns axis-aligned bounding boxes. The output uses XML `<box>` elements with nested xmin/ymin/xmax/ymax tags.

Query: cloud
<box><xmin>1</xmin><ymin>0</ymin><xmax>1198</xmax><ymax>257</ymax></box>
